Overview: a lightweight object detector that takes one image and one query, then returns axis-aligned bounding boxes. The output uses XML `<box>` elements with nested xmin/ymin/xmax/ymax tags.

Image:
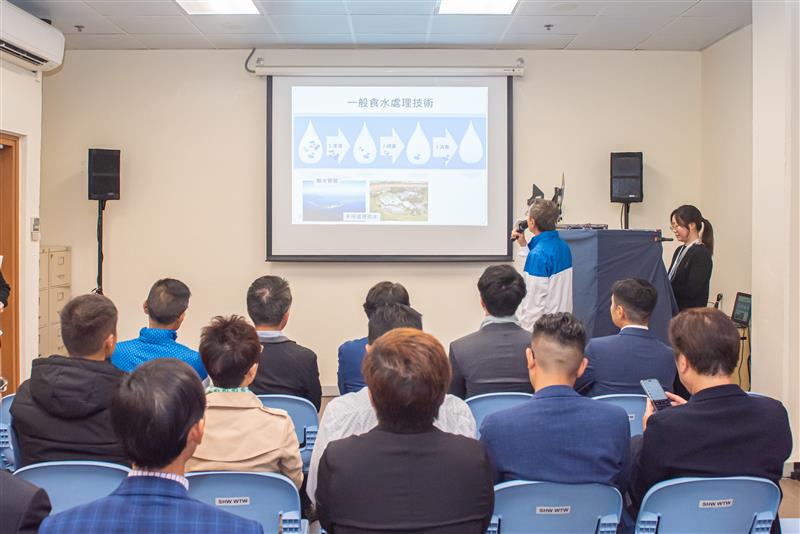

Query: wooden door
<box><xmin>0</xmin><ymin>134</ymin><xmax>20</xmax><ymax>392</ymax></box>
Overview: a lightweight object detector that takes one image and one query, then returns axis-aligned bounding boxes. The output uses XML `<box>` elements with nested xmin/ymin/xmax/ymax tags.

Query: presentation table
<box><xmin>558</xmin><ymin>228</ymin><xmax>678</xmax><ymax>344</ymax></box>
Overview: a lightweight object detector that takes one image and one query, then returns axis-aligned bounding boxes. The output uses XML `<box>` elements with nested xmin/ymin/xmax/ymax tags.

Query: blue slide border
<box><xmin>266</xmin><ymin>76</ymin><xmax>514</xmax><ymax>263</ymax></box>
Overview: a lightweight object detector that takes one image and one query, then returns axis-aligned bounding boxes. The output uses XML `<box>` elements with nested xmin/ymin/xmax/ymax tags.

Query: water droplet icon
<box><xmin>459</xmin><ymin>121</ymin><xmax>484</xmax><ymax>164</ymax></box>
<box><xmin>354</xmin><ymin>123</ymin><xmax>377</xmax><ymax>164</ymax></box>
<box><xmin>406</xmin><ymin>122</ymin><xmax>431</xmax><ymax>165</ymax></box>
<box><xmin>298</xmin><ymin>121</ymin><xmax>322</xmax><ymax>164</ymax></box>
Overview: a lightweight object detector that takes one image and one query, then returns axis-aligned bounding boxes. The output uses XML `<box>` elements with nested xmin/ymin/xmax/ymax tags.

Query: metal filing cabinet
<box><xmin>39</xmin><ymin>246</ymin><xmax>71</xmax><ymax>357</ymax></box>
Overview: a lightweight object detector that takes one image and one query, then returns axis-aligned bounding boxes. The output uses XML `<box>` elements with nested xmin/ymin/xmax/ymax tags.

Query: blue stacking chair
<box><xmin>14</xmin><ymin>461</ymin><xmax>130</xmax><ymax>513</ymax></box>
<box><xmin>186</xmin><ymin>471</ymin><xmax>307</xmax><ymax>534</ymax></box>
<box><xmin>257</xmin><ymin>395</ymin><xmax>318</xmax><ymax>471</ymax></box>
<box><xmin>465</xmin><ymin>392</ymin><xmax>532</xmax><ymax>438</ymax></box>
<box><xmin>593</xmin><ymin>394</ymin><xmax>647</xmax><ymax>437</ymax></box>
<box><xmin>635</xmin><ymin>477</ymin><xmax>781</xmax><ymax>533</ymax></box>
<box><xmin>487</xmin><ymin>480</ymin><xmax>622</xmax><ymax>534</ymax></box>
<box><xmin>0</xmin><ymin>393</ymin><xmax>19</xmax><ymax>471</ymax></box>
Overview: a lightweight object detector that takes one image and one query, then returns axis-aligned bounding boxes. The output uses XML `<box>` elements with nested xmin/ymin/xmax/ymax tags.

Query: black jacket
<box><xmin>0</xmin><ymin>470</ymin><xmax>51</xmax><ymax>534</ymax></box>
<box><xmin>448</xmin><ymin>323</ymin><xmax>534</xmax><ymax>399</ymax></box>
<box><xmin>10</xmin><ymin>355</ymin><xmax>128</xmax><ymax>467</ymax></box>
<box><xmin>251</xmin><ymin>336</ymin><xmax>322</xmax><ymax>410</ymax></box>
<box><xmin>668</xmin><ymin>243</ymin><xmax>713</xmax><ymax>310</ymax></box>
<box><xmin>630</xmin><ymin>385</ymin><xmax>793</xmax><ymax>520</ymax></box>
<box><xmin>317</xmin><ymin>426</ymin><xmax>495</xmax><ymax>534</ymax></box>
<box><xmin>0</xmin><ymin>270</ymin><xmax>10</xmax><ymax>307</ymax></box>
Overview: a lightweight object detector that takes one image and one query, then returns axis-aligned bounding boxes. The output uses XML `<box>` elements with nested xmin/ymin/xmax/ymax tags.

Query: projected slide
<box><xmin>292</xmin><ymin>86</ymin><xmax>488</xmax><ymax>226</ymax></box>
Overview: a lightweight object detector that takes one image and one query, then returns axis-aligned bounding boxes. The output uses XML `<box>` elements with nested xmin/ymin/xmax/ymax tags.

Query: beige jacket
<box><xmin>187</xmin><ymin>391</ymin><xmax>303</xmax><ymax>488</ymax></box>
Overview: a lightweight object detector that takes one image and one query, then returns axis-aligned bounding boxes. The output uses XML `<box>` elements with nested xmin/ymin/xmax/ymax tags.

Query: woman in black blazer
<box><xmin>667</xmin><ymin>205</ymin><xmax>714</xmax><ymax>311</ymax></box>
<box><xmin>316</xmin><ymin>327</ymin><xmax>494</xmax><ymax>534</ymax></box>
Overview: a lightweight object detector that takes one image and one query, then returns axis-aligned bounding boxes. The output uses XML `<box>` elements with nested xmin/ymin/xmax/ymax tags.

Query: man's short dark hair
<box><xmin>669</xmin><ymin>308</ymin><xmax>739</xmax><ymax>376</ymax></box>
<box><xmin>363</xmin><ymin>328</ymin><xmax>450</xmax><ymax>432</ymax></box>
<box><xmin>532</xmin><ymin>313</ymin><xmax>587</xmax><ymax>374</ymax></box>
<box><xmin>60</xmin><ymin>294</ymin><xmax>118</xmax><ymax>357</ymax></box>
<box><xmin>363</xmin><ymin>281</ymin><xmax>410</xmax><ymax>318</ymax></box>
<box><xmin>247</xmin><ymin>276</ymin><xmax>292</xmax><ymax>326</ymax></box>
<box><xmin>528</xmin><ymin>199</ymin><xmax>560</xmax><ymax>232</ymax></box>
<box><xmin>612</xmin><ymin>278</ymin><xmax>658</xmax><ymax>323</ymax></box>
<box><xmin>478</xmin><ymin>265</ymin><xmax>526</xmax><ymax>317</ymax></box>
<box><xmin>200</xmin><ymin>315</ymin><xmax>262</xmax><ymax>388</ymax></box>
<box><xmin>112</xmin><ymin>359</ymin><xmax>205</xmax><ymax>469</ymax></box>
<box><xmin>146</xmin><ymin>278</ymin><xmax>191</xmax><ymax>325</ymax></box>
<box><xmin>367</xmin><ymin>302</ymin><xmax>422</xmax><ymax>343</ymax></box>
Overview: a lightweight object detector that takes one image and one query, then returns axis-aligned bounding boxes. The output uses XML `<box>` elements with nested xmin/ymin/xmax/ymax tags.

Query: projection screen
<box><xmin>267</xmin><ymin>75</ymin><xmax>513</xmax><ymax>261</ymax></box>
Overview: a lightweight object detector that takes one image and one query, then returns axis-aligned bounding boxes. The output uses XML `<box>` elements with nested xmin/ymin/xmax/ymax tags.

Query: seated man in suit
<box><xmin>575</xmin><ymin>278</ymin><xmax>676</xmax><ymax>396</ymax></box>
<box><xmin>449</xmin><ymin>265</ymin><xmax>533</xmax><ymax>399</ymax></box>
<box><xmin>0</xmin><ymin>470</ymin><xmax>51</xmax><ymax>533</ymax></box>
<box><xmin>307</xmin><ymin>302</ymin><xmax>476</xmax><ymax>505</ymax></box>
<box><xmin>480</xmin><ymin>313</ymin><xmax>631</xmax><ymax>492</ymax></box>
<box><xmin>337</xmin><ymin>281</ymin><xmax>410</xmax><ymax>395</ymax></box>
<box><xmin>40</xmin><ymin>359</ymin><xmax>263</xmax><ymax>534</ymax></box>
<box><xmin>247</xmin><ymin>275</ymin><xmax>322</xmax><ymax>410</ymax></box>
<box><xmin>316</xmin><ymin>328</ymin><xmax>494</xmax><ymax>533</ymax></box>
<box><xmin>112</xmin><ymin>278</ymin><xmax>207</xmax><ymax>380</ymax></box>
<box><xmin>630</xmin><ymin>308</ymin><xmax>793</xmax><ymax>525</ymax></box>
<box><xmin>12</xmin><ymin>294</ymin><xmax>128</xmax><ymax>467</ymax></box>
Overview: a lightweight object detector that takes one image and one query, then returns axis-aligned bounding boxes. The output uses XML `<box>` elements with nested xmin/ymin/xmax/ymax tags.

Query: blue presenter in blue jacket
<box><xmin>510</xmin><ymin>199</ymin><xmax>573</xmax><ymax>332</ymax></box>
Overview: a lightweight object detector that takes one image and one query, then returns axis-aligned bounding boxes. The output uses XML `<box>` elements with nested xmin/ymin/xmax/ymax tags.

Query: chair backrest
<box><xmin>593</xmin><ymin>394</ymin><xmax>647</xmax><ymax>437</ymax></box>
<box><xmin>487</xmin><ymin>481</ymin><xmax>622</xmax><ymax>534</ymax></box>
<box><xmin>635</xmin><ymin>477</ymin><xmax>781</xmax><ymax>534</ymax></box>
<box><xmin>257</xmin><ymin>394</ymin><xmax>318</xmax><ymax>446</ymax></box>
<box><xmin>465</xmin><ymin>392</ymin><xmax>532</xmax><ymax>437</ymax></box>
<box><xmin>257</xmin><ymin>395</ymin><xmax>318</xmax><ymax>471</ymax></box>
<box><xmin>186</xmin><ymin>471</ymin><xmax>305</xmax><ymax>534</ymax></box>
<box><xmin>14</xmin><ymin>461</ymin><xmax>131</xmax><ymax>514</ymax></box>
<box><xmin>0</xmin><ymin>393</ymin><xmax>19</xmax><ymax>471</ymax></box>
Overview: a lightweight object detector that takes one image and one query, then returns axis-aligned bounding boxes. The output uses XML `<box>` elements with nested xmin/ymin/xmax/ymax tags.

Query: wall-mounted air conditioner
<box><xmin>0</xmin><ymin>1</ymin><xmax>65</xmax><ymax>72</ymax></box>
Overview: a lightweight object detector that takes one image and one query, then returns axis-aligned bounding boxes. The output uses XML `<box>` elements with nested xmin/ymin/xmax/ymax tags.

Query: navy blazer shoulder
<box><xmin>480</xmin><ymin>386</ymin><xmax>631</xmax><ymax>491</ymax></box>
<box><xmin>40</xmin><ymin>477</ymin><xmax>262</xmax><ymax>534</ymax></box>
<box><xmin>577</xmin><ymin>328</ymin><xmax>676</xmax><ymax>397</ymax></box>
<box><xmin>337</xmin><ymin>337</ymin><xmax>368</xmax><ymax>395</ymax></box>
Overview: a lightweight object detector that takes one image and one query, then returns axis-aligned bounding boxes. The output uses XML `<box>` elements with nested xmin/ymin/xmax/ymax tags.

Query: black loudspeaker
<box><xmin>88</xmin><ymin>148</ymin><xmax>120</xmax><ymax>200</ymax></box>
<box><xmin>610</xmin><ymin>152</ymin><xmax>643</xmax><ymax>203</ymax></box>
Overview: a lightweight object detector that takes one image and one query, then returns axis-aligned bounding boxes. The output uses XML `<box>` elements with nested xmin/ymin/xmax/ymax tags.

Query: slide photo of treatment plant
<box><xmin>369</xmin><ymin>182</ymin><xmax>429</xmax><ymax>222</ymax></box>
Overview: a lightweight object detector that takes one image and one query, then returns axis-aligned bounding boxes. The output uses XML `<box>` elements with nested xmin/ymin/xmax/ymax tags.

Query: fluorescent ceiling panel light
<box><xmin>176</xmin><ymin>0</ymin><xmax>259</xmax><ymax>15</ymax></box>
<box><xmin>438</xmin><ymin>0</ymin><xmax>518</xmax><ymax>15</ymax></box>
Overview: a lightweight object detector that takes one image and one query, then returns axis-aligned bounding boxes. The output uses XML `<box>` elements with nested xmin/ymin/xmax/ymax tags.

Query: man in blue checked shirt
<box><xmin>112</xmin><ymin>278</ymin><xmax>207</xmax><ymax>380</ymax></box>
<box><xmin>40</xmin><ymin>359</ymin><xmax>262</xmax><ymax>534</ymax></box>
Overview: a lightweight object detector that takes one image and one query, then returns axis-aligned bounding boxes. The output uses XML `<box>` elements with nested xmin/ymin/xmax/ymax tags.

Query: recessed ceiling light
<box><xmin>437</xmin><ymin>0</ymin><xmax>519</xmax><ymax>15</ymax></box>
<box><xmin>176</xmin><ymin>0</ymin><xmax>259</xmax><ymax>15</ymax></box>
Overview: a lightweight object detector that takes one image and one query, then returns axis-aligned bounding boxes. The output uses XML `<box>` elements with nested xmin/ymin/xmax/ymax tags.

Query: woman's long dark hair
<box><xmin>671</xmin><ymin>205</ymin><xmax>714</xmax><ymax>255</ymax></box>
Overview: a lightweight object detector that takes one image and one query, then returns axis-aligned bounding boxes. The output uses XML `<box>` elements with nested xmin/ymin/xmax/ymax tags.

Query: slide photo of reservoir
<box><xmin>302</xmin><ymin>180</ymin><xmax>367</xmax><ymax>222</ymax></box>
<box><xmin>369</xmin><ymin>181</ymin><xmax>429</xmax><ymax>222</ymax></box>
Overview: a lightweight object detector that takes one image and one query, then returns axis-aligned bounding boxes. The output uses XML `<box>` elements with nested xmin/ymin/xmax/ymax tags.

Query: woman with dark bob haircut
<box><xmin>316</xmin><ymin>328</ymin><xmax>494</xmax><ymax>533</ymax></box>
<box><xmin>186</xmin><ymin>315</ymin><xmax>303</xmax><ymax>488</ymax></box>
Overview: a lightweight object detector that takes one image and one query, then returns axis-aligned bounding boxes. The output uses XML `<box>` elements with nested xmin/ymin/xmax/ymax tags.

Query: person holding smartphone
<box><xmin>629</xmin><ymin>309</ymin><xmax>792</xmax><ymax>532</ymax></box>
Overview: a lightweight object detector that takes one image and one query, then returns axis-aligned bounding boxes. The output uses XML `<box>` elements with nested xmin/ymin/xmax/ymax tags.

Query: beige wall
<box><xmin>701</xmin><ymin>26</ymin><xmax>752</xmax><ymax>314</ymax></box>
<box><xmin>39</xmin><ymin>49</ymin><xmax>702</xmax><ymax>388</ymax></box>
<box><xmin>751</xmin><ymin>2</ymin><xmax>799</xmax><ymax>461</ymax></box>
<box><xmin>1</xmin><ymin>60</ymin><xmax>42</xmax><ymax>381</ymax></box>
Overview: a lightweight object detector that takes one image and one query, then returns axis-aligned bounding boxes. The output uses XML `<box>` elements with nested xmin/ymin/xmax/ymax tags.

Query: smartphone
<box><xmin>640</xmin><ymin>379</ymin><xmax>672</xmax><ymax>411</ymax></box>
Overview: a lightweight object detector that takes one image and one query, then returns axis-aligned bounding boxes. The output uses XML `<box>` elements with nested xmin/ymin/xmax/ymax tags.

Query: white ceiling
<box><xmin>8</xmin><ymin>0</ymin><xmax>752</xmax><ymax>51</ymax></box>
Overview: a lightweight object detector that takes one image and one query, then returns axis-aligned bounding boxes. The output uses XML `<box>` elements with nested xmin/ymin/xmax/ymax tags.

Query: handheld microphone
<box><xmin>510</xmin><ymin>220</ymin><xmax>528</xmax><ymax>241</ymax></box>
